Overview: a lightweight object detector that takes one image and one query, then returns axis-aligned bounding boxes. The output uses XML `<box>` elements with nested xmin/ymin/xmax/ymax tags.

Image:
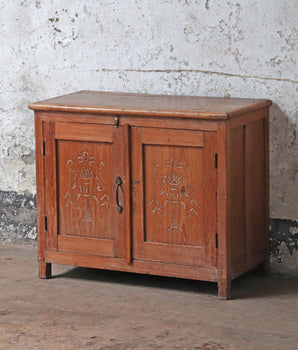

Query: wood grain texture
<box><xmin>141</xmin><ymin>128</ymin><xmax>204</xmax><ymax>147</ymax></box>
<box><xmin>44</xmin><ymin>122</ymin><xmax>124</xmax><ymax>259</ymax></box>
<box><xmin>44</xmin><ymin>122</ymin><xmax>58</xmax><ymax>251</ymax></box>
<box><xmin>112</xmin><ymin>126</ymin><xmax>126</xmax><ymax>259</ymax></box>
<box><xmin>217</xmin><ymin>122</ymin><xmax>231</xmax><ymax>300</ymax></box>
<box><xmin>45</xmin><ymin>250</ymin><xmax>218</xmax><ymax>282</ymax></box>
<box><xmin>57</xmin><ymin>139</ymin><xmax>114</xmax><ymax>239</ymax></box>
<box><xmin>32</xmin><ymin>91</ymin><xmax>271</xmax><ymax>299</ymax></box>
<box><xmin>203</xmin><ymin>131</ymin><xmax>217</xmax><ymax>268</ymax></box>
<box><xmin>227</xmin><ymin>110</ymin><xmax>269</xmax><ymax>280</ymax></box>
<box><xmin>229</xmin><ymin>126</ymin><xmax>246</xmax><ymax>268</ymax></box>
<box><xmin>228</xmin><ymin>107</ymin><xmax>268</xmax><ymax>129</ymax></box>
<box><xmin>35</xmin><ymin>113</ymin><xmax>52</xmax><ymax>278</ymax></box>
<box><xmin>29</xmin><ymin>90</ymin><xmax>272</xmax><ymax>120</ymax></box>
<box><xmin>55</xmin><ymin>122</ymin><xmax>113</xmax><ymax>142</ymax></box>
<box><xmin>245</xmin><ymin>118</ymin><xmax>266</xmax><ymax>266</ymax></box>
<box><xmin>144</xmin><ymin>144</ymin><xmax>204</xmax><ymax>246</ymax></box>
<box><xmin>40</xmin><ymin>112</ymin><xmax>219</xmax><ymax>131</ymax></box>
<box><xmin>132</xmin><ymin>127</ymin><xmax>217</xmax><ymax>267</ymax></box>
<box><xmin>58</xmin><ymin>235</ymin><xmax>115</xmax><ymax>257</ymax></box>
<box><xmin>122</xmin><ymin>124</ymin><xmax>132</xmax><ymax>264</ymax></box>
<box><xmin>230</xmin><ymin>255</ymin><xmax>265</xmax><ymax>280</ymax></box>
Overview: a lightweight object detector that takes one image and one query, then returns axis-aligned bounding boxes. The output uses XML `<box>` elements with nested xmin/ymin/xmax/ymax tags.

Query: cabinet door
<box><xmin>132</xmin><ymin>127</ymin><xmax>217</xmax><ymax>267</ymax></box>
<box><xmin>43</xmin><ymin>122</ymin><xmax>129</xmax><ymax>258</ymax></box>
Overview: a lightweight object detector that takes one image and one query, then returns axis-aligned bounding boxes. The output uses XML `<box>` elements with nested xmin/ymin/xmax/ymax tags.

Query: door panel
<box><xmin>58</xmin><ymin>140</ymin><xmax>113</xmax><ymax>239</ymax></box>
<box><xmin>44</xmin><ymin>121</ymin><xmax>126</xmax><ymax>258</ymax></box>
<box><xmin>144</xmin><ymin>144</ymin><xmax>204</xmax><ymax>246</ymax></box>
<box><xmin>132</xmin><ymin>127</ymin><xmax>217</xmax><ymax>267</ymax></box>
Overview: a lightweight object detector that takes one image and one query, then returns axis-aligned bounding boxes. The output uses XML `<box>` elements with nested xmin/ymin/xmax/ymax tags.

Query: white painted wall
<box><xmin>0</xmin><ymin>0</ymin><xmax>297</xmax><ymax>220</ymax></box>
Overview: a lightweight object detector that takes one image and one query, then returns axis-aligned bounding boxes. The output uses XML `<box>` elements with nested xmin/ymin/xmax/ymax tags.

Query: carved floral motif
<box><xmin>64</xmin><ymin>151</ymin><xmax>110</xmax><ymax>225</ymax></box>
<box><xmin>148</xmin><ymin>156</ymin><xmax>198</xmax><ymax>243</ymax></box>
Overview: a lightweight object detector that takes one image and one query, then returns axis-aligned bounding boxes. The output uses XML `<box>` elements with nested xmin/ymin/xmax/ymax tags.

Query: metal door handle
<box><xmin>115</xmin><ymin>176</ymin><xmax>123</xmax><ymax>213</ymax></box>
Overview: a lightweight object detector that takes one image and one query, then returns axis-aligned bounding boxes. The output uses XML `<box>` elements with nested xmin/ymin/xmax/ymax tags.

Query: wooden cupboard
<box><xmin>29</xmin><ymin>90</ymin><xmax>272</xmax><ymax>299</ymax></box>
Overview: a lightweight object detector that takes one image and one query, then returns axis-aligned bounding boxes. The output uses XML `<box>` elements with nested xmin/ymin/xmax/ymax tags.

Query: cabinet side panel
<box><xmin>44</xmin><ymin>122</ymin><xmax>58</xmax><ymax>250</ymax></box>
<box><xmin>228</xmin><ymin>126</ymin><xmax>246</xmax><ymax>267</ymax></box>
<box><xmin>203</xmin><ymin>132</ymin><xmax>217</xmax><ymax>267</ymax></box>
<box><xmin>217</xmin><ymin>122</ymin><xmax>230</xmax><ymax>299</ymax></box>
<box><xmin>245</xmin><ymin>118</ymin><xmax>266</xmax><ymax>266</ymax></box>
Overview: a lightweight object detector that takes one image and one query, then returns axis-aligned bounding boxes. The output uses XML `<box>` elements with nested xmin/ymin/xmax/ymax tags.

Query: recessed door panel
<box><xmin>58</xmin><ymin>140</ymin><xmax>113</xmax><ymax>239</ymax></box>
<box><xmin>144</xmin><ymin>144</ymin><xmax>204</xmax><ymax>246</ymax></box>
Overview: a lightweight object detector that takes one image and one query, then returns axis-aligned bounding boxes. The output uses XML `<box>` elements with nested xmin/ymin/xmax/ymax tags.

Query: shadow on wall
<box><xmin>270</xmin><ymin>219</ymin><xmax>298</xmax><ymax>278</ymax></box>
<box><xmin>269</xmin><ymin>103</ymin><xmax>298</xmax><ymax>277</ymax></box>
<box><xmin>269</xmin><ymin>103</ymin><xmax>297</xmax><ymax>219</ymax></box>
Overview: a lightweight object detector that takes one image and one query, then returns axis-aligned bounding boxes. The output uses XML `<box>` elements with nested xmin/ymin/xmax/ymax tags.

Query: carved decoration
<box><xmin>148</xmin><ymin>156</ymin><xmax>198</xmax><ymax>244</ymax></box>
<box><xmin>64</xmin><ymin>151</ymin><xmax>110</xmax><ymax>225</ymax></box>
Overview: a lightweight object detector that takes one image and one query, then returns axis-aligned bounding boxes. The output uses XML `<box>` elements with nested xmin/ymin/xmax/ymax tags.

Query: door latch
<box><xmin>114</xmin><ymin>115</ymin><xmax>120</xmax><ymax>127</ymax></box>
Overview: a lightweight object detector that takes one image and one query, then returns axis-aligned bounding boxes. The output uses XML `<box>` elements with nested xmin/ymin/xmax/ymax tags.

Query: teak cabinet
<box><xmin>29</xmin><ymin>90</ymin><xmax>272</xmax><ymax>299</ymax></box>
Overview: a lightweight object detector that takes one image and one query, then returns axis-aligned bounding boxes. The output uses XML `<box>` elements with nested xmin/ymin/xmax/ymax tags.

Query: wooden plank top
<box><xmin>29</xmin><ymin>90</ymin><xmax>272</xmax><ymax>120</ymax></box>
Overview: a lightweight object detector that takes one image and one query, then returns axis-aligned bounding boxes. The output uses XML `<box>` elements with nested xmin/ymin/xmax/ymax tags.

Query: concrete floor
<box><xmin>0</xmin><ymin>244</ymin><xmax>297</xmax><ymax>350</ymax></box>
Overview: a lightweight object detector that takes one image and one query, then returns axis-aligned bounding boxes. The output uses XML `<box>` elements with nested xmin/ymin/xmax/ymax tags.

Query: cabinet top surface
<box><xmin>29</xmin><ymin>90</ymin><xmax>272</xmax><ymax>120</ymax></box>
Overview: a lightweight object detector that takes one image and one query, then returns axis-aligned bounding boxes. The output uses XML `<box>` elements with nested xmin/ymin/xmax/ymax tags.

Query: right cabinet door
<box><xmin>132</xmin><ymin>127</ymin><xmax>217</xmax><ymax>267</ymax></box>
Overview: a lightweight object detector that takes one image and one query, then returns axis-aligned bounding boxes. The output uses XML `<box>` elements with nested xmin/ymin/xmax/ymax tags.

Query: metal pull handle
<box><xmin>115</xmin><ymin>176</ymin><xmax>123</xmax><ymax>213</ymax></box>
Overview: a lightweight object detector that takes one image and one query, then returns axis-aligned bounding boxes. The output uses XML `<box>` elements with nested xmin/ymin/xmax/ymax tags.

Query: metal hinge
<box><xmin>215</xmin><ymin>153</ymin><xmax>218</xmax><ymax>169</ymax></box>
<box><xmin>114</xmin><ymin>115</ymin><xmax>120</xmax><ymax>127</ymax></box>
<box><xmin>44</xmin><ymin>216</ymin><xmax>48</xmax><ymax>231</ymax></box>
<box><xmin>215</xmin><ymin>232</ymin><xmax>218</xmax><ymax>249</ymax></box>
<box><xmin>43</xmin><ymin>141</ymin><xmax>46</xmax><ymax>156</ymax></box>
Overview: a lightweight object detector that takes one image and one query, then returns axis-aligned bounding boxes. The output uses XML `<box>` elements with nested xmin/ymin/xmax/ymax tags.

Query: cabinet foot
<box><xmin>218</xmin><ymin>279</ymin><xmax>231</xmax><ymax>300</ymax></box>
<box><xmin>39</xmin><ymin>261</ymin><xmax>52</xmax><ymax>279</ymax></box>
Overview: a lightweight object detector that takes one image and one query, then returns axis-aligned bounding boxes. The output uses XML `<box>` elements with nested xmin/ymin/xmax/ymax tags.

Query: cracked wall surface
<box><xmin>0</xmin><ymin>0</ymin><xmax>297</xmax><ymax>275</ymax></box>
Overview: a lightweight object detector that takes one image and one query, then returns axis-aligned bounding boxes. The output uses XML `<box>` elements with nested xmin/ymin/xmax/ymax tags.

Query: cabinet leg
<box><xmin>39</xmin><ymin>260</ymin><xmax>52</xmax><ymax>279</ymax></box>
<box><xmin>218</xmin><ymin>279</ymin><xmax>231</xmax><ymax>300</ymax></box>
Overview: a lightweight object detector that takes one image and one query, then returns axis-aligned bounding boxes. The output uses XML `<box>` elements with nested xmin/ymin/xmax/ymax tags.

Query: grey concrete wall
<box><xmin>0</xmin><ymin>0</ymin><xmax>297</xmax><ymax>276</ymax></box>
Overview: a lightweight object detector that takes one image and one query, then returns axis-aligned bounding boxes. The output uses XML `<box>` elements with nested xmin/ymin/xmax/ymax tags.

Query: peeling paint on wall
<box><xmin>48</xmin><ymin>9</ymin><xmax>79</xmax><ymax>49</ymax></box>
<box><xmin>0</xmin><ymin>1</ymin><xmax>297</xmax><ymax>275</ymax></box>
<box><xmin>0</xmin><ymin>191</ymin><xmax>37</xmax><ymax>242</ymax></box>
<box><xmin>270</xmin><ymin>219</ymin><xmax>298</xmax><ymax>277</ymax></box>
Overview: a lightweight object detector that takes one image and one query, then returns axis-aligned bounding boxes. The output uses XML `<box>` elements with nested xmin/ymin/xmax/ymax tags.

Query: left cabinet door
<box><xmin>43</xmin><ymin>121</ymin><xmax>128</xmax><ymax>258</ymax></box>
